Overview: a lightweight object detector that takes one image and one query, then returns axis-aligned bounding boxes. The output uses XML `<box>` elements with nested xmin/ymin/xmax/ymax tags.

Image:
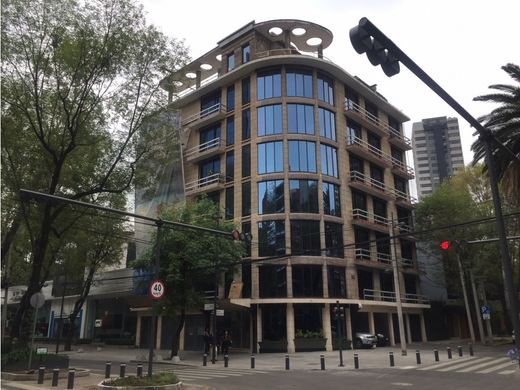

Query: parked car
<box><xmin>353</xmin><ymin>332</ymin><xmax>377</xmax><ymax>348</ymax></box>
<box><xmin>376</xmin><ymin>333</ymin><xmax>389</xmax><ymax>347</ymax></box>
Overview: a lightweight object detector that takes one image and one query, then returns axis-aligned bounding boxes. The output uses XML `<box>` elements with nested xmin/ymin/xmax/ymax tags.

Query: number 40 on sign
<box><xmin>149</xmin><ymin>280</ymin><xmax>165</xmax><ymax>300</ymax></box>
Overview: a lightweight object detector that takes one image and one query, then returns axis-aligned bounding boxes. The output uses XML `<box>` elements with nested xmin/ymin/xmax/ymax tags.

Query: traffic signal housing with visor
<box><xmin>440</xmin><ymin>241</ymin><xmax>450</xmax><ymax>251</ymax></box>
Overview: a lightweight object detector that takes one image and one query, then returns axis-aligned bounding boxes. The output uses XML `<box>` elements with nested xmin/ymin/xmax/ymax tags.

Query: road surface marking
<box><xmin>456</xmin><ymin>357</ymin><xmax>510</xmax><ymax>373</ymax></box>
<box><xmin>417</xmin><ymin>357</ymin><xmax>476</xmax><ymax>370</ymax></box>
<box><xmin>476</xmin><ymin>360</ymin><xmax>517</xmax><ymax>374</ymax></box>
<box><xmin>436</xmin><ymin>357</ymin><xmax>494</xmax><ymax>372</ymax></box>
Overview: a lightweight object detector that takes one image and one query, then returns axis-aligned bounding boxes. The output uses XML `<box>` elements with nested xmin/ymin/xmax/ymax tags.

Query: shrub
<box><xmin>104</xmin><ymin>372</ymin><xmax>179</xmax><ymax>386</ymax></box>
<box><xmin>295</xmin><ymin>329</ymin><xmax>324</xmax><ymax>338</ymax></box>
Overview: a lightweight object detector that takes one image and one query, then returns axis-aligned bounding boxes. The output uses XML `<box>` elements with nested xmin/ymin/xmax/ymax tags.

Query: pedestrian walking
<box><xmin>203</xmin><ymin>328</ymin><xmax>212</xmax><ymax>354</ymax></box>
<box><xmin>221</xmin><ymin>330</ymin><xmax>232</xmax><ymax>355</ymax></box>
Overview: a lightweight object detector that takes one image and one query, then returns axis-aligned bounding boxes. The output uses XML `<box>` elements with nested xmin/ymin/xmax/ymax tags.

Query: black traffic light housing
<box><xmin>349</xmin><ymin>18</ymin><xmax>401</xmax><ymax>77</ymax></box>
<box><xmin>231</xmin><ymin>229</ymin><xmax>252</xmax><ymax>243</ymax></box>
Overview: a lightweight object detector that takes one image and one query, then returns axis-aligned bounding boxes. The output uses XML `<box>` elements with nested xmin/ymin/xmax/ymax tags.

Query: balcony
<box><xmin>388</xmin><ymin>127</ymin><xmax>412</xmax><ymax>151</ymax></box>
<box><xmin>354</xmin><ymin>247</ymin><xmax>371</xmax><ymax>261</ymax></box>
<box><xmin>348</xmin><ymin>171</ymin><xmax>395</xmax><ymax>201</ymax></box>
<box><xmin>184</xmin><ymin>137</ymin><xmax>225</xmax><ymax>163</ymax></box>
<box><xmin>394</xmin><ymin>189</ymin><xmax>417</xmax><ymax>209</ymax></box>
<box><xmin>184</xmin><ymin>173</ymin><xmax>225</xmax><ymax>195</ymax></box>
<box><xmin>346</xmin><ymin>135</ymin><xmax>392</xmax><ymax>167</ymax></box>
<box><xmin>391</xmin><ymin>157</ymin><xmax>415</xmax><ymax>180</ymax></box>
<box><xmin>351</xmin><ymin>208</ymin><xmax>390</xmax><ymax>234</ymax></box>
<box><xmin>363</xmin><ymin>289</ymin><xmax>429</xmax><ymax>304</ymax></box>
<box><xmin>344</xmin><ymin>100</ymin><xmax>388</xmax><ymax>138</ymax></box>
<box><xmin>400</xmin><ymin>257</ymin><xmax>417</xmax><ymax>271</ymax></box>
<box><xmin>181</xmin><ymin>103</ymin><xmax>226</xmax><ymax>130</ymax></box>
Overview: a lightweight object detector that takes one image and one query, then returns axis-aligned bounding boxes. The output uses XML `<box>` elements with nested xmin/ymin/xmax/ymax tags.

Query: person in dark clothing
<box><xmin>221</xmin><ymin>330</ymin><xmax>232</xmax><ymax>355</ymax></box>
<box><xmin>203</xmin><ymin>328</ymin><xmax>212</xmax><ymax>354</ymax></box>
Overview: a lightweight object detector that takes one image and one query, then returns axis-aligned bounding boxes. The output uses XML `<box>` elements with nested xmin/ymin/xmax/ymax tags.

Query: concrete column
<box><xmin>252</xmin><ymin>265</ymin><xmax>259</xmax><ymax>299</ymax></box>
<box><xmin>420</xmin><ymin>313</ymin><xmax>428</xmax><ymax>342</ymax></box>
<box><xmin>196</xmin><ymin>70</ymin><xmax>201</xmax><ymax>88</ymax></box>
<box><xmin>256</xmin><ymin>306</ymin><xmax>262</xmax><ymax>351</ymax></box>
<box><xmin>286</xmin><ymin>303</ymin><xmax>295</xmax><ymax>353</ymax></box>
<box><xmin>405</xmin><ymin>314</ymin><xmax>412</xmax><ymax>344</ymax></box>
<box><xmin>322</xmin><ymin>263</ymin><xmax>329</xmax><ymax>298</ymax></box>
<box><xmin>345</xmin><ymin>308</ymin><xmax>353</xmax><ymax>345</ymax></box>
<box><xmin>388</xmin><ymin>313</ymin><xmax>396</xmax><ymax>346</ymax></box>
<box><xmin>286</xmin><ymin>263</ymin><xmax>293</xmax><ymax>298</ymax></box>
<box><xmin>368</xmin><ymin>311</ymin><xmax>375</xmax><ymax>334</ymax></box>
<box><xmin>156</xmin><ymin>315</ymin><xmax>162</xmax><ymax>350</ymax></box>
<box><xmin>323</xmin><ymin>304</ymin><xmax>333</xmax><ymax>351</ymax></box>
<box><xmin>135</xmin><ymin>313</ymin><xmax>142</xmax><ymax>347</ymax></box>
<box><xmin>317</xmin><ymin>44</ymin><xmax>323</xmax><ymax>59</ymax></box>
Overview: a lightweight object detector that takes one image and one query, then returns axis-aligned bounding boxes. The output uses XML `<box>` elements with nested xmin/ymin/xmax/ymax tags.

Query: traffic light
<box><xmin>349</xmin><ymin>18</ymin><xmax>401</xmax><ymax>77</ymax></box>
<box><xmin>231</xmin><ymin>229</ymin><xmax>252</xmax><ymax>242</ymax></box>
<box><xmin>333</xmin><ymin>301</ymin><xmax>345</xmax><ymax>320</ymax></box>
<box><xmin>440</xmin><ymin>241</ymin><xmax>450</xmax><ymax>251</ymax></box>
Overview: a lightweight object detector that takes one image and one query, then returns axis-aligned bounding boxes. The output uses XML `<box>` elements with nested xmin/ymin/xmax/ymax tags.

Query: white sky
<box><xmin>139</xmin><ymin>0</ymin><xmax>519</xmax><ymax>166</ymax></box>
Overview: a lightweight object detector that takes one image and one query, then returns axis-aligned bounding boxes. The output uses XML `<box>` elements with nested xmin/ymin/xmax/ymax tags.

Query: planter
<box><xmin>98</xmin><ymin>381</ymin><xmax>183</xmax><ymax>390</ymax></box>
<box><xmin>294</xmin><ymin>338</ymin><xmax>327</xmax><ymax>352</ymax></box>
<box><xmin>258</xmin><ymin>340</ymin><xmax>287</xmax><ymax>353</ymax></box>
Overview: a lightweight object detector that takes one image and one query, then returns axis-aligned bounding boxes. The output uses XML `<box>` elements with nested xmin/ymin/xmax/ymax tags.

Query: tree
<box><xmin>133</xmin><ymin>198</ymin><xmax>244</xmax><ymax>359</ymax></box>
<box><xmin>1</xmin><ymin>0</ymin><xmax>189</xmax><ymax>340</ymax></box>
<box><xmin>471</xmin><ymin>63</ymin><xmax>520</xmax><ymax>206</ymax></box>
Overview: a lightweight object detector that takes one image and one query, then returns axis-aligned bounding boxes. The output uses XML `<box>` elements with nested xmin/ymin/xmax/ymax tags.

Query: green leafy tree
<box><xmin>471</xmin><ymin>63</ymin><xmax>520</xmax><ymax>206</ymax></box>
<box><xmin>1</xmin><ymin>0</ymin><xmax>189</xmax><ymax>340</ymax></box>
<box><xmin>134</xmin><ymin>198</ymin><xmax>244</xmax><ymax>358</ymax></box>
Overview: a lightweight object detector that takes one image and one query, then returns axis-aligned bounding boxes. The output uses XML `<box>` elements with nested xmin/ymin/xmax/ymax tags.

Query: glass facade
<box><xmin>325</xmin><ymin>222</ymin><xmax>344</xmax><ymax>258</ymax></box>
<box><xmin>286</xmin><ymin>70</ymin><xmax>313</xmax><ymax>98</ymax></box>
<box><xmin>227</xmin><ymin>85</ymin><xmax>235</xmax><ymax>111</ymax></box>
<box><xmin>258</xmin><ymin>141</ymin><xmax>284</xmax><ymax>174</ymax></box>
<box><xmin>289</xmin><ymin>179</ymin><xmax>318</xmax><ymax>213</ymax></box>
<box><xmin>292</xmin><ymin>265</ymin><xmax>322</xmax><ymax>297</ymax></box>
<box><xmin>242</xmin><ymin>144</ymin><xmax>250</xmax><ymax>178</ymax></box>
<box><xmin>287</xmin><ymin>104</ymin><xmax>314</xmax><ymax>134</ymax></box>
<box><xmin>242</xmin><ymin>181</ymin><xmax>251</xmax><ymax>216</ymax></box>
<box><xmin>323</xmin><ymin>182</ymin><xmax>341</xmax><ymax>217</ymax></box>
<box><xmin>317</xmin><ymin>74</ymin><xmax>334</xmax><ymax>105</ymax></box>
<box><xmin>258</xmin><ymin>180</ymin><xmax>284</xmax><ymax>214</ymax></box>
<box><xmin>227</xmin><ymin>52</ymin><xmax>235</xmax><ymax>71</ymax></box>
<box><xmin>242</xmin><ymin>108</ymin><xmax>251</xmax><ymax>140</ymax></box>
<box><xmin>257</xmin><ymin>69</ymin><xmax>281</xmax><ymax>100</ymax></box>
<box><xmin>288</xmin><ymin>140</ymin><xmax>316</xmax><ymax>172</ymax></box>
<box><xmin>242</xmin><ymin>44</ymin><xmax>250</xmax><ymax>64</ymax></box>
<box><xmin>328</xmin><ymin>266</ymin><xmax>346</xmax><ymax>298</ymax></box>
<box><xmin>258</xmin><ymin>220</ymin><xmax>286</xmax><ymax>257</ymax></box>
<box><xmin>318</xmin><ymin>108</ymin><xmax>336</xmax><ymax>141</ymax></box>
<box><xmin>259</xmin><ymin>266</ymin><xmax>286</xmax><ymax>298</ymax></box>
<box><xmin>225</xmin><ymin>152</ymin><xmax>234</xmax><ymax>182</ymax></box>
<box><xmin>291</xmin><ymin>220</ymin><xmax>320</xmax><ymax>256</ymax></box>
<box><xmin>225</xmin><ymin>187</ymin><xmax>234</xmax><ymax>220</ymax></box>
<box><xmin>320</xmin><ymin>144</ymin><xmax>338</xmax><ymax>177</ymax></box>
<box><xmin>226</xmin><ymin>117</ymin><xmax>234</xmax><ymax>146</ymax></box>
<box><xmin>258</xmin><ymin>104</ymin><xmax>283</xmax><ymax>136</ymax></box>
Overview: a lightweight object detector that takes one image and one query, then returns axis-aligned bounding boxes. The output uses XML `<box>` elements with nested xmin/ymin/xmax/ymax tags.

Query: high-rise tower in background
<box><xmin>412</xmin><ymin>117</ymin><xmax>464</xmax><ymax>199</ymax></box>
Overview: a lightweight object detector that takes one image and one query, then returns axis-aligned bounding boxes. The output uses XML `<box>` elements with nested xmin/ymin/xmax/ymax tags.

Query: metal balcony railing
<box><xmin>354</xmin><ymin>247</ymin><xmax>371</xmax><ymax>260</ymax></box>
<box><xmin>363</xmin><ymin>289</ymin><xmax>429</xmax><ymax>304</ymax></box>
<box><xmin>403</xmin><ymin>293</ymin><xmax>429</xmax><ymax>304</ymax></box>
<box><xmin>349</xmin><ymin>171</ymin><xmax>394</xmax><ymax>197</ymax></box>
<box><xmin>346</xmin><ymin>135</ymin><xmax>393</xmax><ymax>164</ymax></box>
<box><xmin>400</xmin><ymin>257</ymin><xmax>414</xmax><ymax>267</ymax></box>
<box><xmin>394</xmin><ymin>188</ymin><xmax>417</xmax><ymax>205</ymax></box>
<box><xmin>391</xmin><ymin>156</ymin><xmax>415</xmax><ymax>177</ymax></box>
<box><xmin>352</xmin><ymin>208</ymin><xmax>389</xmax><ymax>227</ymax></box>
<box><xmin>184</xmin><ymin>173</ymin><xmax>225</xmax><ymax>194</ymax></box>
<box><xmin>181</xmin><ymin>103</ymin><xmax>225</xmax><ymax>127</ymax></box>
<box><xmin>184</xmin><ymin>137</ymin><xmax>222</xmax><ymax>159</ymax></box>
<box><xmin>376</xmin><ymin>252</ymin><xmax>392</xmax><ymax>264</ymax></box>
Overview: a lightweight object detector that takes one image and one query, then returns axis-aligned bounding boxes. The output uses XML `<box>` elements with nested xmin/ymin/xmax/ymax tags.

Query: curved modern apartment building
<box><xmin>162</xmin><ymin>20</ymin><xmax>429</xmax><ymax>353</ymax></box>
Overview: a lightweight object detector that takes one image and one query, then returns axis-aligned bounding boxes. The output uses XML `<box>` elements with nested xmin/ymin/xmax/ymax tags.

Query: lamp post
<box><xmin>334</xmin><ymin>301</ymin><xmax>344</xmax><ymax>367</ymax></box>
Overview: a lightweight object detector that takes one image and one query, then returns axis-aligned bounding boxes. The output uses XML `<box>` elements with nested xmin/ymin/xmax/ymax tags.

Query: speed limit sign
<box><xmin>149</xmin><ymin>279</ymin><xmax>165</xmax><ymax>300</ymax></box>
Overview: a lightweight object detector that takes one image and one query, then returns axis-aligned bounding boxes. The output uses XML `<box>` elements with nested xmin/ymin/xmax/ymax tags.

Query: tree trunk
<box><xmin>500</xmin><ymin>294</ymin><xmax>511</xmax><ymax>333</ymax></box>
<box><xmin>65</xmin><ymin>320</ymin><xmax>76</xmax><ymax>351</ymax></box>
<box><xmin>170</xmin><ymin>309</ymin><xmax>185</xmax><ymax>359</ymax></box>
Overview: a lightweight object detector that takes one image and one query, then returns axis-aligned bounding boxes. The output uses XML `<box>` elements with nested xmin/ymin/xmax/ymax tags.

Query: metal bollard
<box><xmin>251</xmin><ymin>355</ymin><xmax>255</xmax><ymax>369</ymax></box>
<box><xmin>469</xmin><ymin>343</ymin><xmax>474</xmax><ymax>356</ymax></box>
<box><xmin>67</xmin><ymin>369</ymin><xmax>75</xmax><ymax>389</ymax></box>
<box><xmin>37</xmin><ymin>366</ymin><xmax>45</xmax><ymax>384</ymax></box>
<box><xmin>389</xmin><ymin>351</ymin><xmax>395</xmax><ymax>367</ymax></box>
<box><xmin>434</xmin><ymin>349</ymin><xmax>439</xmax><ymax>362</ymax></box>
<box><xmin>119</xmin><ymin>363</ymin><xmax>126</xmax><ymax>378</ymax></box>
<box><xmin>416</xmin><ymin>350</ymin><xmax>421</xmax><ymax>365</ymax></box>
<box><xmin>52</xmin><ymin>368</ymin><xmax>59</xmax><ymax>387</ymax></box>
<box><xmin>354</xmin><ymin>353</ymin><xmax>359</xmax><ymax>369</ymax></box>
<box><xmin>320</xmin><ymin>354</ymin><xmax>325</xmax><ymax>370</ymax></box>
<box><xmin>285</xmin><ymin>354</ymin><xmax>290</xmax><ymax>370</ymax></box>
<box><xmin>224</xmin><ymin>355</ymin><xmax>229</xmax><ymax>368</ymax></box>
<box><xmin>458</xmin><ymin>345</ymin><xmax>463</xmax><ymax>357</ymax></box>
<box><xmin>203</xmin><ymin>353</ymin><xmax>207</xmax><ymax>366</ymax></box>
<box><xmin>137</xmin><ymin>364</ymin><xmax>143</xmax><ymax>378</ymax></box>
<box><xmin>447</xmin><ymin>347</ymin><xmax>452</xmax><ymax>359</ymax></box>
<box><xmin>105</xmin><ymin>362</ymin><xmax>111</xmax><ymax>378</ymax></box>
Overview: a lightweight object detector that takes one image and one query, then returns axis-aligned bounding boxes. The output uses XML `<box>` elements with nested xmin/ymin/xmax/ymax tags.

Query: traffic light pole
<box><xmin>148</xmin><ymin>222</ymin><xmax>162</xmax><ymax>377</ymax></box>
<box><xmin>350</xmin><ymin>17</ymin><xmax>520</xmax><ymax>363</ymax></box>
<box><xmin>335</xmin><ymin>301</ymin><xmax>344</xmax><ymax>367</ymax></box>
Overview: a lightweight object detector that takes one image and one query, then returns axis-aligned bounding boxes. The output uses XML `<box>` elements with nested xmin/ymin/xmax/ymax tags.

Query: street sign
<box><xmin>94</xmin><ymin>319</ymin><xmax>102</xmax><ymax>328</ymax></box>
<box><xmin>216</xmin><ymin>309</ymin><xmax>224</xmax><ymax>317</ymax></box>
<box><xmin>36</xmin><ymin>347</ymin><xmax>48</xmax><ymax>355</ymax></box>
<box><xmin>149</xmin><ymin>280</ymin><xmax>165</xmax><ymax>300</ymax></box>
<box><xmin>481</xmin><ymin>305</ymin><xmax>491</xmax><ymax>315</ymax></box>
<box><xmin>204</xmin><ymin>303</ymin><xmax>215</xmax><ymax>311</ymax></box>
<box><xmin>30</xmin><ymin>292</ymin><xmax>46</xmax><ymax>309</ymax></box>
<box><xmin>483</xmin><ymin>313</ymin><xmax>491</xmax><ymax>320</ymax></box>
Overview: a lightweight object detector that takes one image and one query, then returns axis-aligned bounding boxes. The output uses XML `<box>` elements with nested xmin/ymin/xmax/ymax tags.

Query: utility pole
<box><xmin>389</xmin><ymin>214</ymin><xmax>407</xmax><ymax>355</ymax></box>
<box><xmin>480</xmin><ymin>283</ymin><xmax>494</xmax><ymax>343</ymax></box>
<box><xmin>455</xmin><ymin>251</ymin><xmax>476</xmax><ymax>343</ymax></box>
<box><xmin>147</xmin><ymin>221</ymin><xmax>162</xmax><ymax>377</ymax></box>
<box><xmin>1</xmin><ymin>249</ymin><xmax>11</xmax><ymax>343</ymax></box>
<box><xmin>469</xmin><ymin>269</ymin><xmax>485</xmax><ymax>343</ymax></box>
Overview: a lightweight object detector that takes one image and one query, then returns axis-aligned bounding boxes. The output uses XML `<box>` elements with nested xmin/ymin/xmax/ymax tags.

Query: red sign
<box><xmin>149</xmin><ymin>279</ymin><xmax>165</xmax><ymax>300</ymax></box>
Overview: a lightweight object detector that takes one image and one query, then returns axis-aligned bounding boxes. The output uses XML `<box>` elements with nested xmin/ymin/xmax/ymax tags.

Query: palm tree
<box><xmin>471</xmin><ymin>63</ymin><xmax>520</xmax><ymax>206</ymax></box>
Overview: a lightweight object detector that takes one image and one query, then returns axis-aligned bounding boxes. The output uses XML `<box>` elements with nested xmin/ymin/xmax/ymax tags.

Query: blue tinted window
<box><xmin>227</xmin><ymin>53</ymin><xmax>235</xmax><ymax>71</ymax></box>
<box><xmin>200</xmin><ymin>124</ymin><xmax>220</xmax><ymax>145</ymax></box>
<box><xmin>288</xmin><ymin>141</ymin><xmax>316</xmax><ymax>173</ymax></box>
<box><xmin>257</xmin><ymin>70</ymin><xmax>282</xmax><ymax>100</ymax></box>
<box><xmin>258</xmin><ymin>141</ymin><xmax>284</xmax><ymax>174</ymax></box>
<box><xmin>258</xmin><ymin>104</ymin><xmax>283</xmax><ymax>136</ymax></box>
<box><xmin>226</xmin><ymin>152</ymin><xmax>234</xmax><ymax>182</ymax></box>
<box><xmin>242</xmin><ymin>144</ymin><xmax>250</xmax><ymax>178</ymax></box>
<box><xmin>226</xmin><ymin>117</ymin><xmax>234</xmax><ymax>146</ymax></box>
<box><xmin>242</xmin><ymin>109</ymin><xmax>250</xmax><ymax>140</ymax></box>
<box><xmin>227</xmin><ymin>86</ymin><xmax>235</xmax><ymax>111</ymax></box>
<box><xmin>258</xmin><ymin>180</ymin><xmax>284</xmax><ymax>214</ymax></box>
<box><xmin>323</xmin><ymin>182</ymin><xmax>341</xmax><ymax>217</ymax></box>
<box><xmin>319</xmin><ymin>108</ymin><xmax>336</xmax><ymax>141</ymax></box>
<box><xmin>290</xmin><ymin>179</ymin><xmax>318</xmax><ymax>213</ymax></box>
<box><xmin>317</xmin><ymin>74</ymin><xmax>334</xmax><ymax>105</ymax></box>
<box><xmin>288</xmin><ymin>104</ymin><xmax>314</xmax><ymax>135</ymax></box>
<box><xmin>242</xmin><ymin>44</ymin><xmax>250</xmax><ymax>64</ymax></box>
<box><xmin>320</xmin><ymin>144</ymin><xmax>338</xmax><ymax>177</ymax></box>
<box><xmin>286</xmin><ymin>70</ymin><xmax>313</xmax><ymax>98</ymax></box>
<box><xmin>258</xmin><ymin>221</ymin><xmax>286</xmax><ymax>257</ymax></box>
<box><xmin>199</xmin><ymin>158</ymin><xmax>220</xmax><ymax>178</ymax></box>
